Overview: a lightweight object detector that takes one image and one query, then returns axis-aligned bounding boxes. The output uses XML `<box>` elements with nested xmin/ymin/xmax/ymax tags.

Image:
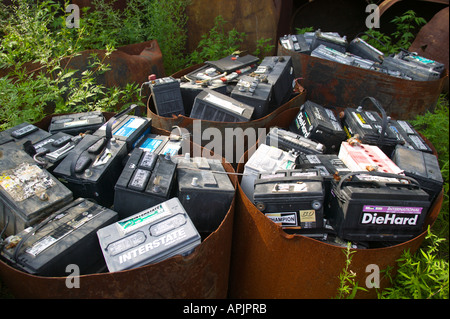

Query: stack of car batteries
<box><xmin>176</xmin><ymin>155</ymin><xmax>235</xmax><ymax>234</ymax></box>
<box><xmin>347</xmin><ymin>37</ymin><xmax>384</xmax><ymax>63</ymax></box>
<box><xmin>265</xmin><ymin>127</ymin><xmax>325</xmax><ymax>155</ymax></box>
<box><xmin>113</xmin><ymin>148</ymin><xmax>177</xmax><ymax>219</ymax></box>
<box><xmin>310</xmin><ymin>30</ymin><xmax>348</xmax><ymax>53</ymax></box>
<box><xmin>0</xmin><ymin>122</ymin><xmax>51</xmax><ymax>148</ymax></box>
<box><xmin>241</xmin><ymin>143</ymin><xmax>297</xmax><ymax>202</ymax></box>
<box><xmin>311</xmin><ymin>45</ymin><xmax>355</xmax><ymax>66</ymax></box>
<box><xmin>97</xmin><ymin>197</ymin><xmax>201</xmax><ymax>273</ymax></box>
<box><xmin>388</xmin><ymin>119</ymin><xmax>433</xmax><ymax>154</ymax></box>
<box><xmin>0</xmin><ymin>146</ymin><xmax>73</xmax><ymax>237</ymax></box>
<box><xmin>205</xmin><ymin>54</ymin><xmax>259</xmax><ymax>73</ymax></box>
<box><xmin>279</xmin><ymin>34</ymin><xmax>310</xmax><ymax>54</ymax></box>
<box><xmin>48</xmin><ymin>111</ymin><xmax>105</xmax><ymax>135</ymax></box>
<box><xmin>1</xmin><ymin>198</ymin><xmax>117</xmax><ymax>276</ymax></box>
<box><xmin>190</xmin><ymin>88</ymin><xmax>254</xmax><ymax>122</ymax></box>
<box><xmin>253</xmin><ymin>168</ymin><xmax>326</xmax><ymax>238</ymax></box>
<box><xmin>149</xmin><ymin>76</ymin><xmax>185</xmax><ymax>118</ymax></box>
<box><xmin>392</xmin><ymin>145</ymin><xmax>443</xmax><ymax>203</ymax></box>
<box><xmin>290</xmin><ymin>100</ymin><xmax>346</xmax><ymax>153</ymax></box>
<box><xmin>328</xmin><ymin>171</ymin><xmax>431</xmax><ymax>242</ymax></box>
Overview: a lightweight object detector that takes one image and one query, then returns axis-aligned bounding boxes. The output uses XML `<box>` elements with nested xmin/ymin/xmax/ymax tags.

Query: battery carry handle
<box><xmin>359</xmin><ymin>96</ymin><xmax>388</xmax><ymax>145</ymax></box>
<box><xmin>105</xmin><ymin>104</ymin><xmax>140</xmax><ymax>140</ymax></box>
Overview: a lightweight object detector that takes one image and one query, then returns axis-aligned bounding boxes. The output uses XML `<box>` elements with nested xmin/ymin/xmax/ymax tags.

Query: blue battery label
<box><xmin>115</xmin><ymin>118</ymin><xmax>145</xmax><ymax>137</ymax></box>
<box><xmin>140</xmin><ymin>138</ymin><xmax>163</xmax><ymax>152</ymax></box>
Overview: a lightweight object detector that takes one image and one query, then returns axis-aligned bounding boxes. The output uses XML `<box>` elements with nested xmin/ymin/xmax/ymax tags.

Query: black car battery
<box><xmin>190</xmin><ymin>88</ymin><xmax>254</xmax><ymax>122</ymax></box>
<box><xmin>148</xmin><ymin>76</ymin><xmax>185</xmax><ymax>118</ymax></box>
<box><xmin>396</xmin><ymin>50</ymin><xmax>445</xmax><ymax>74</ymax></box>
<box><xmin>310</xmin><ymin>30</ymin><xmax>348</xmax><ymax>53</ymax></box>
<box><xmin>253</xmin><ymin>56</ymin><xmax>295</xmax><ymax>108</ymax></box>
<box><xmin>176</xmin><ymin>155</ymin><xmax>235</xmax><ymax>234</ymax></box>
<box><xmin>114</xmin><ymin>151</ymin><xmax>177</xmax><ymax>219</ymax></box>
<box><xmin>230</xmin><ymin>75</ymin><xmax>273</xmax><ymax>119</ymax></box>
<box><xmin>97</xmin><ymin>197</ymin><xmax>201</xmax><ymax>273</ymax></box>
<box><xmin>48</xmin><ymin>111</ymin><xmax>105</xmax><ymax>135</ymax></box>
<box><xmin>392</xmin><ymin>145</ymin><xmax>443</xmax><ymax>203</ymax></box>
<box><xmin>253</xmin><ymin>169</ymin><xmax>325</xmax><ymax>236</ymax></box>
<box><xmin>311</xmin><ymin>45</ymin><xmax>355</xmax><ymax>66</ymax></box>
<box><xmin>347</xmin><ymin>37</ymin><xmax>384</xmax><ymax>63</ymax></box>
<box><xmin>28</xmin><ymin>132</ymin><xmax>81</xmax><ymax>172</ymax></box>
<box><xmin>0</xmin><ymin>198</ymin><xmax>118</xmax><ymax>277</ymax></box>
<box><xmin>93</xmin><ymin>104</ymin><xmax>152</xmax><ymax>152</ymax></box>
<box><xmin>0</xmin><ymin>122</ymin><xmax>51</xmax><ymax>148</ymax></box>
<box><xmin>341</xmin><ymin>97</ymin><xmax>399</xmax><ymax>153</ymax></box>
<box><xmin>388</xmin><ymin>119</ymin><xmax>433</xmax><ymax>154</ymax></box>
<box><xmin>381</xmin><ymin>55</ymin><xmax>441</xmax><ymax>81</ymax></box>
<box><xmin>0</xmin><ymin>146</ymin><xmax>73</xmax><ymax>237</ymax></box>
<box><xmin>279</xmin><ymin>34</ymin><xmax>310</xmax><ymax>54</ymax></box>
<box><xmin>205</xmin><ymin>54</ymin><xmax>259</xmax><ymax>73</ymax></box>
<box><xmin>52</xmin><ymin>132</ymin><xmax>128</xmax><ymax>208</ymax></box>
<box><xmin>328</xmin><ymin>171</ymin><xmax>431</xmax><ymax>242</ymax></box>
<box><xmin>265</xmin><ymin>127</ymin><xmax>325</xmax><ymax>155</ymax></box>
<box><xmin>289</xmin><ymin>100</ymin><xmax>346</xmax><ymax>153</ymax></box>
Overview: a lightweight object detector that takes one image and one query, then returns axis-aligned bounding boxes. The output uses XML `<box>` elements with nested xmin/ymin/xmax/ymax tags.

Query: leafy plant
<box><xmin>253</xmin><ymin>37</ymin><xmax>275</xmax><ymax>62</ymax></box>
<box><xmin>335</xmin><ymin>243</ymin><xmax>367</xmax><ymax>299</ymax></box>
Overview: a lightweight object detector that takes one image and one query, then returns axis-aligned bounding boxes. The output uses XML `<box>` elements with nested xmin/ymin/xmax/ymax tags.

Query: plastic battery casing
<box><xmin>190</xmin><ymin>89</ymin><xmax>254</xmax><ymax>122</ymax></box>
<box><xmin>48</xmin><ymin>111</ymin><xmax>105</xmax><ymax>136</ymax></box>
<box><xmin>311</xmin><ymin>30</ymin><xmax>348</xmax><ymax>53</ymax></box>
<box><xmin>392</xmin><ymin>145</ymin><xmax>443</xmax><ymax>203</ymax></box>
<box><xmin>0</xmin><ymin>146</ymin><xmax>73</xmax><ymax>236</ymax></box>
<box><xmin>395</xmin><ymin>50</ymin><xmax>445</xmax><ymax>73</ymax></box>
<box><xmin>205</xmin><ymin>54</ymin><xmax>259</xmax><ymax>73</ymax></box>
<box><xmin>255</xmin><ymin>56</ymin><xmax>295</xmax><ymax>108</ymax></box>
<box><xmin>136</xmin><ymin>133</ymin><xmax>169</xmax><ymax>154</ymax></box>
<box><xmin>230</xmin><ymin>75</ymin><xmax>273</xmax><ymax>119</ymax></box>
<box><xmin>289</xmin><ymin>100</ymin><xmax>346</xmax><ymax>153</ymax></box>
<box><xmin>176</xmin><ymin>156</ymin><xmax>235</xmax><ymax>233</ymax></box>
<box><xmin>97</xmin><ymin>197</ymin><xmax>201</xmax><ymax>273</ymax></box>
<box><xmin>279</xmin><ymin>34</ymin><xmax>310</xmax><ymax>54</ymax></box>
<box><xmin>311</xmin><ymin>45</ymin><xmax>355</xmax><ymax>65</ymax></box>
<box><xmin>52</xmin><ymin>134</ymin><xmax>127</xmax><ymax>207</ymax></box>
<box><xmin>114</xmin><ymin>150</ymin><xmax>176</xmax><ymax>219</ymax></box>
<box><xmin>329</xmin><ymin>172</ymin><xmax>431</xmax><ymax>242</ymax></box>
<box><xmin>180</xmin><ymin>78</ymin><xmax>228</xmax><ymax>116</ymax></box>
<box><xmin>93</xmin><ymin>115</ymin><xmax>152</xmax><ymax>152</ymax></box>
<box><xmin>1</xmin><ymin>198</ymin><xmax>118</xmax><ymax>276</ymax></box>
<box><xmin>265</xmin><ymin>127</ymin><xmax>325</xmax><ymax>155</ymax></box>
<box><xmin>150</xmin><ymin>76</ymin><xmax>185</xmax><ymax>117</ymax></box>
<box><xmin>347</xmin><ymin>37</ymin><xmax>384</xmax><ymax>63</ymax></box>
<box><xmin>30</xmin><ymin>132</ymin><xmax>75</xmax><ymax>171</ymax></box>
<box><xmin>0</xmin><ymin>122</ymin><xmax>51</xmax><ymax>148</ymax></box>
<box><xmin>388</xmin><ymin>119</ymin><xmax>433</xmax><ymax>153</ymax></box>
<box><xmin>381</xmin><ymin>56</ymin><xmax>441</xmax><ymax>81</ymax></box>
<box><xmin>253</xmin><ymin>169</ymin><xmax>325</xmax><ymax>234</ymax></box>
<box><xmin>338</xmin><ymin>141</ymin><xmax>404</xmax><ymax>175</ymax></box>
<box><xmin>240</xmin><ymin>143</ymin><xmax>297</xmax><ymax>202</ymax></box>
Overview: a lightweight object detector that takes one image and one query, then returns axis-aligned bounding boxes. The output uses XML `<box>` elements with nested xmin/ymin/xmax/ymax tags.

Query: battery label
<box><xmin>115</xmin><ymin>118</ymin><xmax>145</xmax><ymax>137</ymax></box>
<box><xmin>265</xmin><ymin>212</ymin><xmax>298</xmax><ymax>226</ymax></box>
<box><xmin>204</xmin><ymin>93</ymin><xmax>245</xmax><ymax>115</ymax></box>
<box><xmin>140</xmin><ymin>138</ymin><xmax>163</xmax><ymax>152</ymax></box>
<box><xmin>352</xmin><ymin>112</ymin><xmax>371</xmax><ymax>129</ymax></box>
<box><xmin>272</xmin><ymin>183</ymin><xmax>308</xmax><ymax>192</ymax></box>
<box><xmin>299</xmin><ymin>209</ymin><xmax>316</xmax><ymax>223</ymax></box>
<box><xmin>63</xmin><ymin>119</ymin><xmax>89</xmax><ymax>128</ymax></box>
<box><xmin>116</xmin><ymin>203</ymin><xmax>171</xmax><ymax>235</ymax></box>
<box><xmin>360</xmin><ymin>205</ymin><xmax>422</xmax><ymax>226</ymax></box>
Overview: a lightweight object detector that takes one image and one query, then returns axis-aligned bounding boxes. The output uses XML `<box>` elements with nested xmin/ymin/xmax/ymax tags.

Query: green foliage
<box><xmin>294</xmin><ymin>27</ymin><xmax>314</xmax><ymax>34</ymax></box>
<box><xmin>335</xmin><ymin>243</ymin><xmax>367</xmax><ymax>299</ymax></box>
<box><xmin>253</xmin><ymin>38</ymin><xmax>275</xmax><ymax>62</ymax></box>
<box><xmin>378</xmin><ymin>229</ymin><xmax>449</xmax><ymax>299</ymax></box>
<box><xmin>361</xmin><ymin>10</ymin><xmax>427</xmax><ymax>55</ymax></box>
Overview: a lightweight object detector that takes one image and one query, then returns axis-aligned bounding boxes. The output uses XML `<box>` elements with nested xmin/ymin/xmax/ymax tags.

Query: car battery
<box><xmin>190</xmin><ymin>89</ymin><xmax>254</xmax><ymax>122</ymax></box>
<box><xmin>176</xmin><ymin>156</ymin><xmax>235</xmax><ymax>233</ymax></box>
<box><xmin>93</xmin><ymin>104</ymin><xmax>152</xmax><ymax>152</ymax></box>
<box><xmin>205</xmin><ymin>54</ymin><xmax>259</xmax><ymax>73</ymax></box>
<box><xmin>381</xmin><ymin>56</ymin><xmax>441</xmax><ymax>81</ymax></box>
<box><xmin>28</xmin><ymin>132</ymin><xmax>81</xmax><ymax>172</ymax></box>
<box><xmin>97</xmin><ymin>197</ymin><xmax>201</xmax><ymax>273</ymax></box>
<box><xmin>349</xmin><ymin>53</ymin><xmax>377</xmax><ymax>70</ymax></box>
<box><xmin>253</xmin><ymin>56</ymin><xmax>295</xmax><ymax>108</ymax></box>
<box><xmin>311</xmin><ymin>45</ymin><xmax>355</xmax><ymax>66</ymax></box>
<box><xmin>290</xmin><ymin>100</ymin><xmax>346</xmax><ymax>153</ymax></box>
<box><xmin>347</xmin><ymin>37</ymin><xmax>384</xmax><ymax>63</ymax></box>
<box><xmin>52</xmin><ymin>134</ymin><xmax>127</xmax><ymax>207</ymax></box>
<box><xmin>279</xmin><ymin>34</ymin><xmax>310</xmax><ymax>54</ymax></box>
<box><xmin>149</xmin><ymin>76</ymin><xmax>185</xmax><ymax>118</ymax></box>
<box><xmin>113</xmin><ymin>149</ymin><xmax>176</xmax><ymax>219</ymax></box>
<box><xmin>48</xmin><ymin>111</ymin><xmax>105</xmax><ymax>136</ymax></box>
<box><xmin>328</xmin><ymin>171</ymin><xmax>431</xmax><ymax>242</ymax></box>
<box><xmin>0</xmin><ymin>122</ymin><xmax>51</xmax><ymax>148</ymax></box>
<box><xmin>265</xmin><ymin>127</ymin><xmax>324</xmax><ymax>155</ymax></box>
<box><xmin>338</xmin><ymin>141</ymin><xmax>404</xmax><ymax>176</ymax></box>
<box><xmin>240</xmin><ymin>143</ymin><xmax>297</xmax><ymax>202</ymax></box>
<box><xmin>392</xmin><ymin>145</ymin><xmax>443</xmax><ymax>203</ymax></box>
<box><xmin>311</xmin><ymin>30</ymin><xmax>348</xmax><ymax>53</ymax></box>
<box><xmin>0</xmin><ymin>198</ymin><xmax>118</xmax><ymax>277</ymax></box>
<box><xmin>341</xmin><ymin>97</ymin><xmax>400</xmax><ymax>152</ymax></box>
<box><xmin>0</xmin><ymin>146</ymin><xmax>73</xmax><ymax>237</ymax></box>
<box><xmin>230</xmin><ymin>75</ymin><xmax>273</xmax><ymax>119</ymax></box>
<box><xmin>396</xmin><ymin>50</ymin><xmax>445</xmax><ymax>74</ymax></box>
<box><xmin>135</xmin><ymin>133</ymin><xmax>169</xmax><ymax>154</ymax></box>
<box><xmin>253</xmin><ymin>169</ymin><xmax>325</xmax><ymax>236</ymax></box>
<box><xmin>389</xmin><ymin>119</ymin><xmax>433</xmax><ymax>154</ymax></box>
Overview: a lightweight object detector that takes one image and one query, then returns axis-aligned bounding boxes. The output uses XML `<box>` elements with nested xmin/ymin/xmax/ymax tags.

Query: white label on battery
<box><xmin>260</xmin><ymin>173</ymin><xmax>285</xmax><ymax>179</ymax></box>
<box><xmin>34</xmin><ymin>138</ymin><xmax>55</xmax><ymax>149</ymax></box>
<box><xmin>364</xmin><ymin>111</ymin><xmax>377</xmax><ymax>122</ymax></box>
<box><xmin>305</xmin><ymin>155</ymin><xmax>321</xmax><ymax>164</ymax></box>
<box><xmin>26</xmin><ymin>236</ymin><xmax>57</xmax><ymax>257</ymax></box>
<box><xmin>273</xmin><ymin>183</ymin><xmax>307</xmax><ymax>192</ymax></box>
<box><xmin>324</xmin><ymin>108</ymin><xmax>337</xmax><ymax>121</ymax></box>
<box><xmin>204</xmin><ymin>93</ymin><xmax>245</xmax><ymax>115</ymax></box>
<box><xmin>409</xmin><ymin>134</ymin><xmax>428</xmax><ymax>151</ymax></box>
<box><xmin>291</xmin><ymin>171</ymin><xmax>318</xmax><ymax>177</ymax></box>
<box><xmin>281</xmin><ymin>39</ymin><xmax>292</xmax><ymax>50</ymax></box>
<box><xmin>63</xmin><ymin>119</ymin><xmax>89</xmax><ymax>128</ymax></box>
<box><xmin>352</xmin><ymin>111</ymin><xmax>372</xmax><ymax>129</ymax></box>
<box><xmin>330</xmin><ymin>120</ymin><xmax>342</xmax><ymax>131</ymax></box>
<box><xmin>397</xmin><ymin>120</ymin><xmax>415</xmax><ymax>134</ymax></box>
<box><xmin>265</xmin><ymin>212</ymin><xmax>298</xmax><ymax>226</ymax></box>
<box><xmin>117</xmin><ymin>202</ymin><xmax>172</xmax><ymax>235</ymax></box>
